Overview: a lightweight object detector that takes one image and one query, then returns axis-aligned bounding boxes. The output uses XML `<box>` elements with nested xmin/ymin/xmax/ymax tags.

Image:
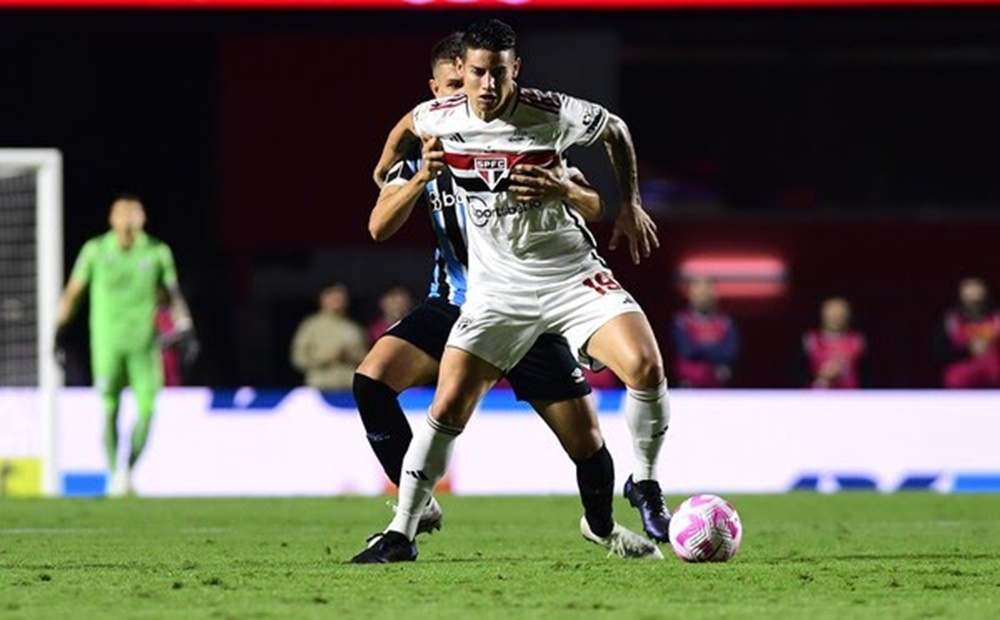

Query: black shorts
<box><xmin>384</xmin><ymin>296</ymin><xmax>591</xmax><ymax>403</ymax></box>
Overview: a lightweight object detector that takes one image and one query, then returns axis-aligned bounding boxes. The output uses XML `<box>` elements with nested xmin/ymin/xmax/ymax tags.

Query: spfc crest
<box><xmin>474</xmin><ymin>156</ymin><xmax>509</xmax><ymax>190</ymax></box>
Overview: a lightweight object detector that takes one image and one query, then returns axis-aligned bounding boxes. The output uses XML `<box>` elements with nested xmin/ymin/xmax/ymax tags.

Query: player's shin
<box><xmin>575</xmin><ymin>443</ymin><xmax>615</xmax><ymax>538</ymax></box>
<box><xmin>353</xmin><ymin>373</ymin><xmax>413</xmax><ymax>486</ymax></box>
<box><xmin>387</xmin><ymin>416</ymin><xmax>460</xmax><ymax>540</ymax></box>
<box><xmin>624</xmin><ymin>380</ymin><xmax>670</xmax><ymax>482</ymax></box>
<box><xmin>129</xmin><ymin>408</ymin><xmax>154</xmax><ymax>469</ymax></box>
<box><xmin>102</xmin><ymin>394</ymin><xmax>121</xmax><ymax>472</ymax></box>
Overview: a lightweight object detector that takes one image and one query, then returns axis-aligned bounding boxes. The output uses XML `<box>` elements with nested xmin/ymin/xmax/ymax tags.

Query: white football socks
<box><xmin>387</xmin><ymin>416</ymin><xmax>461</xmax><ymax>540</ymax></box>
<box><xmin>624</xmin><ymin>379</ymin><xmax>670</xmax><ymax>482</ymax></box>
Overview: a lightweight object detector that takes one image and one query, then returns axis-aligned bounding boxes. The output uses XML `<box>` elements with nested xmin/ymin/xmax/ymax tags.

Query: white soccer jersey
<box><xmin>411</xmin><ymin>87</ymin><xmax>611</xmax><ymax>292</ymax></box>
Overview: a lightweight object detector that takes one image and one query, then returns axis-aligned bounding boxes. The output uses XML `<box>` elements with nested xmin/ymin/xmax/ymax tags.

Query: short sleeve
<box><xmin>158</xmin><ymin>243</ymin><xmax>178</xmax><ymax>288</ymax></box>
<box><xmin>412</xmin><ymin>95</ymin><xmax>464</xmax><ymax>138</ymax></box>
<box><xmin>69</xmin><ymin>240</ymin><xmax>96</xmax><ymax>286</ymax></box>
<box><xmin>385</xmin><ymin>159</ymin><xmax>418</xmax><ymax>187</ymax></box>
<box><xmin>411</xmin><ymin>102</ymin><xmax>432</xmax><ymax>137</ymax></box>
<box><xmin>559</xmin><ymin>93</ymin><xmax>610</xmax><ymax>149</ymax></box>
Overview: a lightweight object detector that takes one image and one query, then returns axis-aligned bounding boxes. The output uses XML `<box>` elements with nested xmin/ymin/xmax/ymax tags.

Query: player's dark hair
<box><xmin>382</xmin><ymin>284</ymin><xmax>411</xmax><ymax>297</ymax></box>
<box><xmin>461</xmin><ymin>19</ymin><xmax>516</xmax><ymax>58</ymax></box>
<box><xmin>959</xmin><ymin>275</ymin><xmax>987</xmax><ymax>289</ymax></box>
<box><xmin>430</xmin><ymin>32</ymin><xmax>464</xmax><ymax>71</ymax></box>
<box><xmin>113</xmin><ymin>192</ymin><xmax>143</xmax><ymax>204</ymax></box>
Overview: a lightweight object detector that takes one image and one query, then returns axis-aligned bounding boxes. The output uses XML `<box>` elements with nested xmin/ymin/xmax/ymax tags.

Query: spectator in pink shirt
<box><xmin>796</xmin><ymin>297</ymin><xmax>869</xmax><ymax>389</ymax></box>
<box><xmin>368</xmin><ymin>286</ymin><xmax>414</xmax><ymax>344</ymax></box>
<box><xmin>936</xmin><ymin>277</ymin><xmax>1000</xmax><ymax>388</ymax></box>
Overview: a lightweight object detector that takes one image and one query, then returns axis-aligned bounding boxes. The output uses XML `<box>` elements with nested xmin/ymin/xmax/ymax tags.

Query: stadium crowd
<box><xmin>286</xmin><ymin>275</ymin><xmax>1000</xmax><ymax>391</ymax></box>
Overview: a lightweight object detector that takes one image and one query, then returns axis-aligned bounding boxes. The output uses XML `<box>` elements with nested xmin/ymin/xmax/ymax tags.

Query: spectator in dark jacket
<box><xmin>672</xmin><ymin>277</ymin><xmax>740</xmax><ymax>387</ymax></box>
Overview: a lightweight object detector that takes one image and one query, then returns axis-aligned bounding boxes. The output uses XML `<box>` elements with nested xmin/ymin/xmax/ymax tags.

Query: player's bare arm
<box><xmin>165</xmin><ymin>283</ymin><xmax>194</xmax><ymax>333</ymax></box>
<box><xmin>508</xmin><ymin>165</ymin><xmax>604</xmax><ymax>222</ymax></box>
<box><xmin>56</xmin><ymin>278</ymin><xmax>86</xmax><ymax>328</ymax></box>
<box><xmin>373</xmin><ymin>113</ymin><xmax>420</xmax><ymax>189</ymax></box>
<box><xmin>54</xmin><ymin>277</ymin><xmax>86</xmax><ymax>365</ymax></box>
<box><xmin>369</xmin><ymin>134</ymin><xmax>446</xmax><ymax>241</ymax></box>
<box><xmin>599</xmin><ymin>113</ymin><xmax>660</xmax><ymax>265</ymax></box>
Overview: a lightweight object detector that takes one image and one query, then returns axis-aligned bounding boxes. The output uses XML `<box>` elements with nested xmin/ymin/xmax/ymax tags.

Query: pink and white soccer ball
<box><xmin>668</xmin><ymin>494</ymin><xmax>742</xmax><ymax>562</ymax></box>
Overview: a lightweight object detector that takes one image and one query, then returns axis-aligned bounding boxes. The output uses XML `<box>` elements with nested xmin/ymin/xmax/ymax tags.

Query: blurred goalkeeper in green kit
<box><xmin>56</xmin><ymin>195</ymin><xmax>196</xmax><ymax>496</ymax></box>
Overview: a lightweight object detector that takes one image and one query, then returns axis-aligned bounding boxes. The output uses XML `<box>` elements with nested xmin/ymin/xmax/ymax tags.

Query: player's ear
<box><xmin>429</xmin><ymin>78</ymin><xmax>439</xmax><ymax>98</ymax></box>
<box><xmin>455</xmin><ymin>57</ymin><xmax>464</xmax><ymax>74</ymax></box>
<box><xmin>512</xmin><ymin>57</ymin><xmax>522</xmax><ymax>79</ymax></box>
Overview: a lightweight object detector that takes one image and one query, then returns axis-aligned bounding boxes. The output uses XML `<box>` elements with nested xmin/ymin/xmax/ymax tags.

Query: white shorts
<box><xmin>446</xmin><ymin>269</ymin><xmax>644</xmax><ymax>372</ymax></box>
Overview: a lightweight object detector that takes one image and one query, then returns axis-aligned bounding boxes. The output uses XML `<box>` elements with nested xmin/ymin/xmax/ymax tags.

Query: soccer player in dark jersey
<box><xmin>352</xmin><ymin>33</ymin><xmax>660</xmax><ymax>561</ymax></box>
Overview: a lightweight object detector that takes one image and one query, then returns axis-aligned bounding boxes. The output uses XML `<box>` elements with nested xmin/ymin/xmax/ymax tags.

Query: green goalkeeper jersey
<box><xmin>70</xmin><ymin>231</ymin><xmax>178</xmax><ymax>352</ymax></box>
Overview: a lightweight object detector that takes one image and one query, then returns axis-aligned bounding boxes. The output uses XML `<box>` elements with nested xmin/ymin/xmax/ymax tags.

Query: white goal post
<box><xmin>0</xmin><ymin>149</ymin><xmax>63</xmax><ymax>496</ymax></box>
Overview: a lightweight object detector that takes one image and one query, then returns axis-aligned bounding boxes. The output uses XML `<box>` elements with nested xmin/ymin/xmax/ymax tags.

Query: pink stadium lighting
<box><xmin>678</xmin><ymin>255</ymin><xmax>787</xmax><ymax>298</ymax></box>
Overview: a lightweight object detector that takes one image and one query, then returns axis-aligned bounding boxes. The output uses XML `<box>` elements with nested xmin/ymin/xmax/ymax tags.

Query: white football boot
<box><xmin>580</xmin><ymin>516</ymin><xmax>664</xmax><ymax>560</ymax></box>
<box><xmin>384</xmin><ymin>496</ymin><xmax>443</xmax><ymax>541</ymax></box>
<box><xmin>417</xmin><ymin>496</ymin><xmax>443</xmax><ymax>535</ymax></box>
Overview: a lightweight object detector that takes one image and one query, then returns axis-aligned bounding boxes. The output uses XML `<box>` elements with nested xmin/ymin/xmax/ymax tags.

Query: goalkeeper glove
<box><xmin>178</xmin><ymin>331</ymin><xmax>201</xmax><ymax>367</ymax></box>
<box><xmin>54</xmin><ymin>326</ymin><xmax>70</xmax><ymax>369</ymax></box>
<box><xmin>159</xmin><ymin>326</ymin><xmax>200</xmax><ymax>366</ymax></box>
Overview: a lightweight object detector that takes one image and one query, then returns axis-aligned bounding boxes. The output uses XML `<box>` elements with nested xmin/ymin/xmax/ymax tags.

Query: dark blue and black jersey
<box><xmin>385</xmin><ymin>159</ymin><xmax>469</xmax><ymax>306</ymax></box>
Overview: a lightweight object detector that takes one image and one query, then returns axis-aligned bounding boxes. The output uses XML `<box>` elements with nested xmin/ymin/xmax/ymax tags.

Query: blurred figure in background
<box><xmin>155</xmin><ymin>287</ymin><xmax>182</xmax><ymax>387</ymax></box>
<box><xmin>368</xmin><ymin>285</ymin><xmax>413</xmax><ymax>343</ymax></box>
<box><xmin>290</xmin><ymin>284</ymin><xmax>369</xmax><ymax>391</ymax></box>
<box><xmin>672</xmin><ymin>277</ymin><xmax>740</xmax><ymax>387</ymax></box>
<box><xmin>155</xmin><ymin>286</ymin><xmax>200</xmax><ymax>387</ymax></box>
<box><xmin>56</xmin><ymin>195</ymin><xmax>195</xmax><ymax>496</ymax></box>
<box><xmin>935</xmin><ymin>277</ymin><xmax>1000</xmax><ymax>388</ymax></box>
<box><xmin>796</xmin><ymin>296</ymin><xmax>869</xmax><ymax>389</ymax></box>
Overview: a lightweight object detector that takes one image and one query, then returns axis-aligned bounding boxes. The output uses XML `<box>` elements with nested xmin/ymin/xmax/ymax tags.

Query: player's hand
<box><xmin>159</xmin><ymin>326</ymin><xmax>200</xmax><ymax>364</ymax></box>
<box><xmin>417</xmin><ymin>134</ymin><xmax>447</xmax><ymax>183</ymax></box>
<box><xmin>158</xmin><ymin>317</ymin><xmax>192</xmax><ymax>347</ymax></box>
<box><xmin>508</xmin><ymin>164</ymin><xmax>568</xmax><ymax>203</ymax></box>
<box><xmin>609</xmin><ymin>204</ymin><xmax>660</xmax><ymax>265</ymax></box>
<box><xmin>54</xmin><ymin>326</ymin><xmax>69</xmax><ymax>369</ymax></box>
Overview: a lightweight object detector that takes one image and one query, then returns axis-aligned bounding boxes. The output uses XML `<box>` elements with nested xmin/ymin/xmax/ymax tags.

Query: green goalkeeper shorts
<box><xmin>91</xmin><ymin>343</ymin><xmax>163</xmax><ymax>412</ymax></box>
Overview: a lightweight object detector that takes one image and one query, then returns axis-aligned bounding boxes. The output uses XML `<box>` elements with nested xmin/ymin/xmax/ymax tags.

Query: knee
<box><xmin>355</xmin><ymin>356</ymin><xmax>388</xmax><ymax>384</ymax></box>
<box><xmin>101</xmin><ymin>391</ymin><xmax>121</xmax><ymax>414</ymax></box>
<box><xmin>566</xmin><ymin>428</ymin><xmax>604</xmax><ymax>462</ymax></box>
<box><xmin>429</xmin><ymin>391</ymin><xmax>471</xmax><ymax>431</ymax></box>
<box><xmin>617</xmin><ymin>349</ymin><xmax>665</xmax><ymax>390</ymax></box>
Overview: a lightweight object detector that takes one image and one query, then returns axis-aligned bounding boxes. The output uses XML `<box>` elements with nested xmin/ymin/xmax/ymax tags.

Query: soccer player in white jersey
<box><xmin>353</xmin><ymin>20</ymin><xmax>671</xmax><ymax>563</ymax></box>
<box><xmin>353</xmin><ymin>33</ymin><xmax>660</xmax><ymax>561</ymax></box>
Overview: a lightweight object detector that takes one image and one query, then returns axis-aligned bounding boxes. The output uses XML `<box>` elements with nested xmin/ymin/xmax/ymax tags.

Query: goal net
<box><xmin>0</xmin><ymin>149</ymin><xmax>62</xmax><ymax>495</ymax></box>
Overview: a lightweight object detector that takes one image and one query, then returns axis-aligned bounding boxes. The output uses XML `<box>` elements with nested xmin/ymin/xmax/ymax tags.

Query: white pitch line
<box><xmin>0</xmin><ymin>527</ymin><xmax>114</xmax><ymax>534</ymax></box>
<box><xmin>0</xmin><ymin>526</ymin><xmax>231</xmax><ymax>535</ymax></box>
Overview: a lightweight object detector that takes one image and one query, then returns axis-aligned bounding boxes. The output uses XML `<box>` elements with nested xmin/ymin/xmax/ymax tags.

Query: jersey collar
<box><xmin>103</xmin><ymin>229</ymin><xmax>149</xmax><ymax>250</ymax></box>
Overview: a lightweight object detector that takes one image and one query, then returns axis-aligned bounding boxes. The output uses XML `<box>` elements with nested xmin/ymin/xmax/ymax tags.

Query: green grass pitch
<box><xmin>1</xmin><ymin>494</ymin><xmax>998</xmax><ymax>618</ymax></box>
